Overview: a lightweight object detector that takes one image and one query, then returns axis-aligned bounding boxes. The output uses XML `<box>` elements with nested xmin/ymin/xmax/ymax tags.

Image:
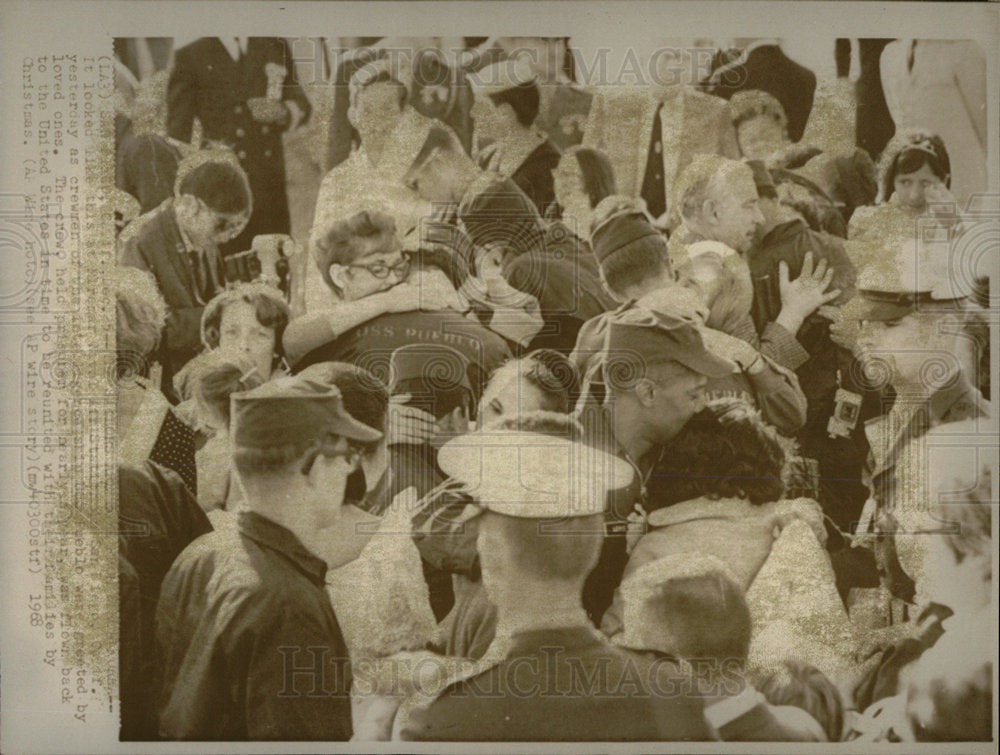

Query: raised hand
<box><xmin>819</xmin><ymin>303</ymin><xmax>862</xmax><ymax>354</ymax></box>
<box><xmin>775</xmin><ymin>252</ymin><xmax>842</xmax><ymax>335</ymax></box>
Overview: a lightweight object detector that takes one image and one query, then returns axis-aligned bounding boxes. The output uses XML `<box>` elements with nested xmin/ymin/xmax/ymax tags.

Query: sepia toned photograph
<box><xmin>0</xmin><ymin>2</ymin><xmax>996</xmax><ymax>751</ymax></box>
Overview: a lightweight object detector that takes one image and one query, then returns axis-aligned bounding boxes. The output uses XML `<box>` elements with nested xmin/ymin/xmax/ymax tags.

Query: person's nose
<box><xmin>901</xmin><ymin>183</ymin><xmax>922</xmax><ymax>205</ymax></box>
<box><xmin>856</xmin><ymin>322</ymin><xmax>878</xmax><ymax>351</ymax></box>
<box><xmin>691</xmin><ymin>392</ymin><xmax>707</xmax><ymax>414</ymax></box>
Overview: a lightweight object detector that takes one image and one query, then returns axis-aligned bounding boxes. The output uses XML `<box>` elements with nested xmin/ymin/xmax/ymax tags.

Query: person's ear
<box><xmin>634</xmin><ymin>376</ymin><xmax>658</xmax><ymax>407</ymax></box>
<box><xmin>347</xmin><ymin>100</ymin><xmax>359</xmax><ymax>131</ymax></box>
<box><xmin>174</xmin><ymin>193</ymin><xmax>198</xmax><ymax>217</ymax></box>
<box><xmin>700</xmin><ymin>197</ymin><xmax>719</xmax><ymax>223</ymax></box>
<box><xmin>329</xmin><ymin>263</ymin><xmax>349</xmax><ymax>291</ymax></box>
<box><xmin>306</xmin><ymin>449</ymin><xmax>349</xmax><ymax>490</ymax></box>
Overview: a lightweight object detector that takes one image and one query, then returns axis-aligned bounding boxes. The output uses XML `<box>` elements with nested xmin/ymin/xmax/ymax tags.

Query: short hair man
<box><xmin>485</xmin><ymin>37</ymin><xmax>593</xmax><ymax>151</ymax></box>
<box><xmin>613</xmin><ymin>555</ymin><xmax>828</xmax><ymax>741</ymax></box>
<box><xmin>601</xmin><ymin>306</ymin><xmax>736</xmax><ymax>462</ymax></box>
<box><xmin>728</xmin><ymin>89</ymin><xmax>790</xmax><ymax>161</ymax></box>
<box><xmin>838</xmin><ymin>240</ymin><xmax>989</xmax><ymax>605</ymax></box>
<box><xmin>155</xmin><ymin>376</ymin><xmax>382</xmax><ymax>740</ymax></box>
<box><xmin>387</xmin><ymin>343</ymin><xmax>477</xmax><ymax>619</ymax></box>
<box><xmin>120</xmin><ymin>154</ymin><xmax>252</xmax><ymax>400</ymax></box>
<box><xmin>470</xmin><ymin>58</ymin><xmax>562</xmax><ymax>213</ymax></box>
<box><xmin>399</xmin><ymin>425</ymin><xmax>714</xmax><ymax>742</ymax></box>
<box><xmin>670</xmin><ymin>155</ymin><xmax>840</xmax><ymax>374</ymax></box>
<box><xmin>574</xmin><ymin>306</ymin><xmax>737</xmax><ymax>622</ymax></box>
<box><xmin>401</xmin><ymin>151</ymin><xmax>615</xmax><ymax>355</ymax></box>
<box><xmin>167</xmin><ymin>37</ymin><xmax>311</xmax><ymax>254</ymax></box>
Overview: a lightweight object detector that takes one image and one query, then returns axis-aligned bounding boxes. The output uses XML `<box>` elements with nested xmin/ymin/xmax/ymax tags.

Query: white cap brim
<box><xmin>437</xmin><ymin>430</ymin><xmax>634</xmax><ymax>519</ymax></box>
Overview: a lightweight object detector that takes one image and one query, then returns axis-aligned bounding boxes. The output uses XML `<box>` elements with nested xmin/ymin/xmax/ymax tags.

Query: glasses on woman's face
<box><xmin>348</xmin><ymin>253</ymin><xmax>410</xmax><ymax>280</ymax></box>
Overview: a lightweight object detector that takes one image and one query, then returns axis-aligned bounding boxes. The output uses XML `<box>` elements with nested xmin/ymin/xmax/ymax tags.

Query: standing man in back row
<box><xmin>470</xmin><ymin>58</ymin><xmax>562</xmax><ymax>215</ymax></box>
<box><xmin>399</xmin><ymin>420</ymin><xmax>717</xmax><ymax>742</ymax></box>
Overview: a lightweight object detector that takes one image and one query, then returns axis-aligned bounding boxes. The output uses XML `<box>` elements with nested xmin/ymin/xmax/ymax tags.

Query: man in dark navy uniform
<box><xmin>167</xmin><ymin>37</ymin><xmax>312</xmax><ymax>254</ymax></box>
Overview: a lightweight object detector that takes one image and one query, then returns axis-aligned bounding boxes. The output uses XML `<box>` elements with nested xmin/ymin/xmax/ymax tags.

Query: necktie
<box><xmin>640</xmin><ymin>105</ymin><xmax>666</xmax><ymax>220</ymax></box>
<box><xmin>189</xmin><ymin>250</ymin><xmax>212</xmax><ymax>303</ymax></box>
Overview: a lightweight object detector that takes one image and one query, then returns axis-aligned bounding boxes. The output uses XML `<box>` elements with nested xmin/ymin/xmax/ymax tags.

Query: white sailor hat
<box><xmin>437</xmin><ymin>428</ymin><xmax>633</xmax><ymax>520</ymax></box>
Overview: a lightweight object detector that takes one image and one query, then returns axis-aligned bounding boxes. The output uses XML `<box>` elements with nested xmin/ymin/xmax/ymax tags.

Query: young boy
<box><xmin>120</xmin><ymin>154</ymin><xmax>252</xmax><ymax>400</ymax></box>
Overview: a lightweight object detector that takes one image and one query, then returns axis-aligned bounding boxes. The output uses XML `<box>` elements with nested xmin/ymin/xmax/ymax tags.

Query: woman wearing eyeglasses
<box><xmin>283</xmin><ymin>208</ymin><xmax>469</xmax><ymax>367</ymax></box>
<box><xmin>283</xmin><ymin>208</ymin><xmax>511</xmax><ymax>379</ymax></box>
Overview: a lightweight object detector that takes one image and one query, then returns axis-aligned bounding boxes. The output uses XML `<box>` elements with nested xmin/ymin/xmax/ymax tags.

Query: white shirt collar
<box><xmin>703</xmin><ymin>686</ymin><xmax>765</xmax><ymax>730</ymax></box>
<box><xmin>220</xmin><ymin>37</ymin><xmax>244</xmax><ymax>63</ymax></box>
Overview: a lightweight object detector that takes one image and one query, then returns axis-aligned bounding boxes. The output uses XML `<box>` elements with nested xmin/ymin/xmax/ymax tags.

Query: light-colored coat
<box><xmin>582</xmin><ymin>86</ymin><xmax>739</xmax><ymax>208</ymax></box>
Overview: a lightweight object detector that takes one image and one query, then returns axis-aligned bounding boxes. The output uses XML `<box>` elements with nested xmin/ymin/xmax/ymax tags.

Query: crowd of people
<box><xmin>113</xmin><ymin>36</ymin><xmax>993</xmax><ymax>743</ymax></box>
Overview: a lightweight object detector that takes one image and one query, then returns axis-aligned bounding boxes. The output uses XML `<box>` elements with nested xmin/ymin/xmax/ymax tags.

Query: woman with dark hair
<box><xmin>846</xmin><ymin>129</ymin><xmax>989</xmax><ymax>307</ymax></box>
<box><xmin>174</xmin><ymin>282</ymin><xmax>290</xmax><ymax>439</ymax></box>
<box><xmin>601</xmin><ymin>398</ymin><xmax>827</xmax><ymax>636</ymax></box>
<box><xmin>551</xmin><ymin>145</ymin><xmax>617</xmax><ymax>233</ymax></box>
<box><xmin>847</xmin><ymin>130</ymin><xmax>957</xmax><ymax>266</ymax></box>
<box><xmin>876</xmin><ymin>131</ymin><xmax>951</xmax><ymax>214</ymax></box>
<box><xmin>476</xmin><ymin>347</ymin><xmax>581</xmax><ymax>425</ymax></box>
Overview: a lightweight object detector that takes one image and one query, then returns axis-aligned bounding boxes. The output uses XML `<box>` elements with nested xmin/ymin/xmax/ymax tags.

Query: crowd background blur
<box><xmin>114</xmin><ymin>34</ymin><xmax>993</xmax><ymax>744</ymax></box>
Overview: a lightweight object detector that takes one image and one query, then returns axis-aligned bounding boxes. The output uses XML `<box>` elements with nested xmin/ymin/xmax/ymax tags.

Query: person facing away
<box><xmin>399</xmin><ymin>418</ymin><xmax>715</xmax><ymax>742</ymax></box>
<box><xmin>611</xmin><ymin>555</ymin><xmax>828</xmax><ymax>741</ymax></box>
<box><xmin>155</xmin><ymin>376</ymin><xmax>382</xmax><ymax>740</ymax></box>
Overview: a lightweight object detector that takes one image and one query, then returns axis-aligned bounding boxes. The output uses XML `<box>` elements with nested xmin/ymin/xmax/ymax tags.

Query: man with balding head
<box><xmin>669</xmin><ymin>155</ymin><xmax>841</xmax><ymax>373</ymax></box>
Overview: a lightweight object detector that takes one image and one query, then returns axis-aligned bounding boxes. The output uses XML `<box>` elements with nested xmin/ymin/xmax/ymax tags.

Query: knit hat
<box><xmin>590</xmin><ymin>210</ymin><xmax>663</xmax><ymax>264</ymax></box>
